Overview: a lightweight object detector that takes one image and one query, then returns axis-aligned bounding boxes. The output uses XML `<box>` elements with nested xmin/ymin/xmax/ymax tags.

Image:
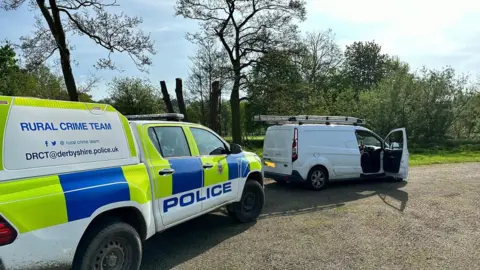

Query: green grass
<box><xmin>243</xmin><ymin>146</ymin><xmax>480</xmax><ymax>167</ymax></box>
<box><xmin>408</xmin><ymin>150</ymin><xmax>480</xmax><ymax>166</ymax></box>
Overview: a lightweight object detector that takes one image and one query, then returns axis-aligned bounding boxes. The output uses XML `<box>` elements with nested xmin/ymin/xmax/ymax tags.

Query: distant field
<box><xmin>229</xmin><ymin>136</ymin><xmax>480</xmax><ymax>166</ymax></box>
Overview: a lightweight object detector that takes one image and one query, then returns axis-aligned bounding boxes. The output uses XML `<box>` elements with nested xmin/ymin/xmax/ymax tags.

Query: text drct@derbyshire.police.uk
<box><xmin>25</xmin><ymin>147</ymin><xmax>119</xmax><ymax>161</ymax></box>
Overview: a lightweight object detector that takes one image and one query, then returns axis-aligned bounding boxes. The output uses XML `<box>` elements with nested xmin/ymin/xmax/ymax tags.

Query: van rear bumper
<box><xmin>264</xmin><ymin>170</ymin><xmax>305</xmax><ymax>182</ymax></box>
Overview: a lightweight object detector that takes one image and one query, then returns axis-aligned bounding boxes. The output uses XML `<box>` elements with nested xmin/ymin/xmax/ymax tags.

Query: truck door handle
<box><xmin>203</xmin><ymin>163</ymin><xmax>214</xmax><ymax>169</ymax></box>
<box><xmin>159</xmin><ymin>168</ymin><xmax>175</xmax><ymax>176</ymax></box>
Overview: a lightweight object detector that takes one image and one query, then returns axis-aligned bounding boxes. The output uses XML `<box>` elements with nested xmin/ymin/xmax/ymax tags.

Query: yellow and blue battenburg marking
<box><xmin>0</xmin><ymin>164</ymin><xmax>151</xmax><ymax>233</ymax></box>
<box><xmin>161</xmin><ymin>152</ymin><xmax>253</xmax><ymax>213</ymax></box>
<box><xmin>166</xmin><ymin>153</ymin><xmax>251</xmax><ymax>196</ymax></box>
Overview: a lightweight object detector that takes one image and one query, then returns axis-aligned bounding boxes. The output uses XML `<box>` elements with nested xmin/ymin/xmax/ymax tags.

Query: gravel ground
<box><xmin>142</xmin><ymin>163</ymin><xmax>480</xmax><ymax>270</ymax></box>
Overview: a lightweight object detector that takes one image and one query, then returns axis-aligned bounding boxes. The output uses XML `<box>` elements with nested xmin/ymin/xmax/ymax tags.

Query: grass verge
<box><xmin>408</xmin><ymin>150</ymin><xmax>480</xmax><ymax>166</ymax></box>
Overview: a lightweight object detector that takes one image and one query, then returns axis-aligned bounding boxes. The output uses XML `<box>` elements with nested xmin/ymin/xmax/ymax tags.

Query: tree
<box><xmin>0</xmin><ymin>42</ymin><xmax>18</xmax><ymax>75</ymax></box>
<box><xmin>343</xmin><ymin>40</ymin><xmax>388</xmax><ymax>101</ymax></box>
<box><xmin>0</xmin><ymin>42</ymin><xmax>21</xmax><ymax>95</ymax></box>
<box><xmin>175</xmin><ymin>0</ymin><xmax>307</xmax><ymax>144</ymax></box>
<box><xmin>186</xmin><ymin>35</ymin><xmax>230</xmax><ymax>126</ymax></box>
<box><xmin>1</xmin><ymin>0</ymin><xmax>155</xmax><ymax>101</ymax></box>
<box><xmin>297</xmin><ymin>29</ymin><xmax>343</xmax><ymax>91</ymax></box>
<box><xmin>247</xmin><ymin>51</ymin><xmax>306</xmax><ymax>115</ymax></box>
<box><xmin>107</xmin><ymin>77</ymin><xmax>165</xmax><ymax>115</ymax></box>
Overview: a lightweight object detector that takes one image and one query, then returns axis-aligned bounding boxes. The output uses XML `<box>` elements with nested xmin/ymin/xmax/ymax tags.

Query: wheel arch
<box><xmin>246</xmin><ymin>170</ymin><xmax>264</xmax><ymax>187</ymax></box>
<box><xmin>306</xmin><ymin>158</ymin><xmax>334</xmax><ymax>180</ymax></box>
<box><xmin>308</xmin><ymin>164</ymin><xmax>330</xmax><ymax>179</ymax></box>
<box><xmin>72</xmin><ymin>206</ymin><xmax>147</xmax><ymax>266</ymax></box>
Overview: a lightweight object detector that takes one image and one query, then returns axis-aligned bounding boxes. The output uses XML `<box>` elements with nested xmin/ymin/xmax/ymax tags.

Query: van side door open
<box><xmin>383</xmin><ymin>128</ymin><xmax>409</xmax><ymax>179</ymax></box>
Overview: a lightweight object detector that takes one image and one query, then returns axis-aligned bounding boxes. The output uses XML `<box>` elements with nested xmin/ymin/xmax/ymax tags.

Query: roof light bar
<box><xmin>253</xmin><ymin>115</ymin><xmax>365</xmax><ymax>125</ymax></box>
<box><xmin>126</xmin><ymin>113</ymin><xmax>185</xmax><ymax>121</ymax></box>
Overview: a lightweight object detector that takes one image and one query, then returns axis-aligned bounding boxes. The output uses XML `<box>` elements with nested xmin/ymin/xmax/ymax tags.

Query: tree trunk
<box><xmin>230</xmin><ymin>77</ymin><xmax>241</xmax><ymax>144</ymax></box>
<box><xmin>160</xmin><ymin>80</ymin><xmax>174</xmax><ymax>113</ymax></box>
<box><xmin>175</xmin><ymin>78</ymin><xmax>188</xmax><ymax>121</ymax></box>
<box><xmin>37</xmin><ymin>0</ymin><xmax>79</xmax><ymax>101</ymax></box>
<box><xmin>60</xmin><ymin>50</ymin><xmax>78</xmax><ymax>101</ymax></box>
<box><xmin>209</xmin><ymin>81</ymin><xmax>220</xmax><ymax>133</ymax></box>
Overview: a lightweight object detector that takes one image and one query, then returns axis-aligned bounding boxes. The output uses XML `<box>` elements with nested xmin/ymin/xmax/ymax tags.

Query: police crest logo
<box><xmin>217</xmin><ymin>161</ymin><xmax>223</xmax><ymax>174</ymax></box>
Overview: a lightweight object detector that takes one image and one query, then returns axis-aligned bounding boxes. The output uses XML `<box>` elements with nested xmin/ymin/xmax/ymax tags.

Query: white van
<box><xmin>254</xmin><ymin>115</ymin><xmax>409</xmax><ymax>190</ymax></box>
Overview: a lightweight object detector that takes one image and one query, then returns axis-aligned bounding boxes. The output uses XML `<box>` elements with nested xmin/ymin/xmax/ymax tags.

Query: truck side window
<box><xmin>148</xmin><ymin>126</ymin><xmax>191</xmax><ymax>158</ymax></box>
<box><xmin>190</xmin><ymin>128</ymin><xmax>227</xmax><ymax>156</ymax></box>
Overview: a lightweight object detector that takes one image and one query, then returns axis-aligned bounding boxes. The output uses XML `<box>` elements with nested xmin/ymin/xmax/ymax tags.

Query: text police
<box><xmin>163</xmin><ymin>182</ymin><xmax>232</xmax><ymax>213</ymax></box>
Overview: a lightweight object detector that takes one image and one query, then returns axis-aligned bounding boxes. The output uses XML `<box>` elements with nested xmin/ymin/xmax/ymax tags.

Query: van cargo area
<box><xmin>262</xmin><ymin>126</ymin><xmax>298</xmax><ymax>181</ymax></box>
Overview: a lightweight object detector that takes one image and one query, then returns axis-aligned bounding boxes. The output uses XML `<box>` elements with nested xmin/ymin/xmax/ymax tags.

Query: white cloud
<box><xmin>307</xmin><ymin>0</ymin><xmax>480</xmax><ymax>56</ymax></box>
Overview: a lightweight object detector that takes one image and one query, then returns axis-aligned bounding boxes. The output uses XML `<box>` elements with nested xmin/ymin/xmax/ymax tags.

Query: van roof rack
<box><xmin>253</xmin><ymin>115</ymin><xmax>365</xmax><ymax>126</ymax></box>
<box><xmin>126</xmin><ymin>113</ymin><xmax>184</xmax><ymax>121</ymax></box>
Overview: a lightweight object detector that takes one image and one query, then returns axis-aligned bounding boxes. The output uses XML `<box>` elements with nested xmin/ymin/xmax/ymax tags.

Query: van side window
<box><xmin>190</xmin><ymin>128</ymin><xmax>227</xmax><ymax>155</ymax></box>
<box><xmin>148</xmin><ymin>126</ymin><xmax>191</xmax><ymax>158</ymax></box>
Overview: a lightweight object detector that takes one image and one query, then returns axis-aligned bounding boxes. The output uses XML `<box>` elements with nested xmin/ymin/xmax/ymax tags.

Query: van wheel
<box><xmin>307</xmin><ymin>166</ymin><xmax>328</xmax><ymax>190</ymax></box>
<box><xmin>232</xmin><ymin>180</ymin><xmax>265</xmax><ymax>223</ymax></box>
<box><xmin>73</xmin><ymin>221</ymin><xmax>142</xmax><ymax>270</ymax></box>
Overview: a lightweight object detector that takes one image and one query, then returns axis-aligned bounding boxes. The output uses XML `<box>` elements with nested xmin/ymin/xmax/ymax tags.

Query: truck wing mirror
<box><xmin>230</xmin><ymin>143</ymin><xmax>243</xmax><ymax>154</ymax></box>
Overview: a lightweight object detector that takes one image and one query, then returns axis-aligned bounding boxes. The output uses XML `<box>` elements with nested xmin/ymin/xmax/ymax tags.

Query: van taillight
<box><xmin>0</xmin><ymin>217</ymin><xmax>17</xmax><ymax>246</ymax></box>
<box><xmin>292</xmin><ymin>128</ymin><xmax>298</xmax><ymax>162</ymax></box>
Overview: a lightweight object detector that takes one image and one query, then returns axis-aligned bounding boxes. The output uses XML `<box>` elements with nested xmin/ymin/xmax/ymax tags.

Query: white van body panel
<box><xmin>297</xmin><ymin>127</ymin><xmax>362</xmax><ymax>180</ymax></box>
<box><xmin>262</xmin><ymin>126</ymin><xmax>294</xmax><ymax>176</ymax></box>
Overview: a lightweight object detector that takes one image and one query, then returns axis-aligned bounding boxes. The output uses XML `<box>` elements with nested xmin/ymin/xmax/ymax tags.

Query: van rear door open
<box><xmin>262</xmin><ymin>126</ymin><xmax>293</xmax><ymax>176</ymax></box>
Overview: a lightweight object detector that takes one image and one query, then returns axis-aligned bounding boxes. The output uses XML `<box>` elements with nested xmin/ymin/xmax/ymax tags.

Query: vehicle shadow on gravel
<box><xmin>141</xmin><ymin>212</ymin><xmax>255</xmax><ymax>269</ymax></box>
<box><xmin>260</xmin><ymin>178</ymin><xmax>409</xmax><ymax>219</ymax></box>
<box><xmin>141</xmin><ymin>178</ymin><xmax>408</xmax><ymax>269</ymax></box>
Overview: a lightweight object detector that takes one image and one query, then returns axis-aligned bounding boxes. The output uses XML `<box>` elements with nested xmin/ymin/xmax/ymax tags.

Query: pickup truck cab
<box><xmin>0</xmin><ymin>96</ymin><xmax>264</xmax><ymax>270</ymax></box>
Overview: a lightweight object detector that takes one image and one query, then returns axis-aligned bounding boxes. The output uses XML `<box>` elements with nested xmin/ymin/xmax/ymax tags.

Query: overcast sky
<box><xmin>1</xmin><ymin>0</ymin><xmax>479</xmax><ymax>100</ymax></box>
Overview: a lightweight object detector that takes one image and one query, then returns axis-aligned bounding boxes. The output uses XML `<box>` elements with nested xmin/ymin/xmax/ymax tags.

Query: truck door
<box><xmin>187</xmin><ymin>127</ymin><xmax>239</xmax><ymax>211</ymax></box>
<box><xmin>143</xmin><ymin>124</ymin><xmax>204</xmax><ymax>227</ymax></box>
<box><xmin>383</xmin><ymin>128</ymin><xmax>409</xmax><ymax>179</ymax></box>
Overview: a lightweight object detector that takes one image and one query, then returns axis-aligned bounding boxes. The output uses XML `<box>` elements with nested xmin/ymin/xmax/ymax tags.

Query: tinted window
<box><xmin>148</xmin><ymin>126</ymin><xmax>191</xmax><ymax>158</ymax></box>
<box><xmin>190</xmin><ymin>128</ymin><xmax>227</xmax><ymax>155</ymax></box>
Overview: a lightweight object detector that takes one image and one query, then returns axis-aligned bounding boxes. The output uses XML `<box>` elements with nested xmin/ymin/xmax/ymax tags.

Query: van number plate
<box><xmin>265</xmin><ymin>161</ymin><xmax>276</xmax><ymax>168</ymax></box>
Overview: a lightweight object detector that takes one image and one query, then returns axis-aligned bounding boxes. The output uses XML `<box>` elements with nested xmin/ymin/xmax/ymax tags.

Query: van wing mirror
<box><xmin>230</xmin><ymin>143</ymin><xmax>243</xmax><ymax>154</ymax></box>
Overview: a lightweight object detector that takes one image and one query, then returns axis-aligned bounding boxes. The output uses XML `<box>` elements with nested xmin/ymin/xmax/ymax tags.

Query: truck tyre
<box><xmin>389</xmin><ymin>177</ymin><xmax>405</xmax><ymax>182</ymax></box>
<box><xmin>73</xmin><ymin>221</ymin><xmax>142</xmax><ymax>270</ymax></box>
<box><xmin>307</xmin><ymin>166</ymin><xmax>329</xmax><ymax>190</ymax></box>
<box><xmin>231</xmin><ymin>180</ymin><xmax>265</xmax><ymax>223</ymax></box>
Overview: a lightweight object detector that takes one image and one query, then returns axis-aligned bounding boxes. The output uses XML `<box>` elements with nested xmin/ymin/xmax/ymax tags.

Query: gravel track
<box><xmin>141</xmin><ymin>163</ymin><xmax>480</xmax><ymax>270</ymax></box>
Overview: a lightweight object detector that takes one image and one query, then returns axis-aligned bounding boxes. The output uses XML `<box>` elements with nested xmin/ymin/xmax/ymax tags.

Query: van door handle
<box><xmin>159</xmin><ymin>168</ymin><xmax>175</xmax><ymax>176</ymax></box>
<box><xmin>203</xmin><ymin>163</ymin><xmax>214</xmax><ymax>169</ymax></box>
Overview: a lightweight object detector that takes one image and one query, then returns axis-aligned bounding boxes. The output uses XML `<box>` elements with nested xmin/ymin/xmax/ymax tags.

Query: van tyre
<box><xmin>231</xmin><ymin>180</ymin><xmax>265</xmax><ymax>223</ymax></box>
<box><xmin>307</xmin><ymin>166</ymin><xmax>328</xmax><ymax>190</ymax></box>
<box><xmin>73</xmin><ymin>221</ymin><xmax>142</xmax><ymax>270</ymax></box>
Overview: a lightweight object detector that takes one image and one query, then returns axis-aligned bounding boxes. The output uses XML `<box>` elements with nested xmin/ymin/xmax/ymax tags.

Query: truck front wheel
<box><xmin>73</xmin><ymin>221</ymin><xmax>142</xmax><ymax>270</ymax></box>
<box><xmin>230</xmin><ymin>180</ymin><xmax>265</xmax><ymax>223</ymax></box>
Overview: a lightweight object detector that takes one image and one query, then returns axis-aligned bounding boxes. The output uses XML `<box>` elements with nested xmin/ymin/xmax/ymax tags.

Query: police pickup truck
<box><xmin>0</xmin><ymin>96</ymin><xmax>265</xmax><ymax>270</ymax></box>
